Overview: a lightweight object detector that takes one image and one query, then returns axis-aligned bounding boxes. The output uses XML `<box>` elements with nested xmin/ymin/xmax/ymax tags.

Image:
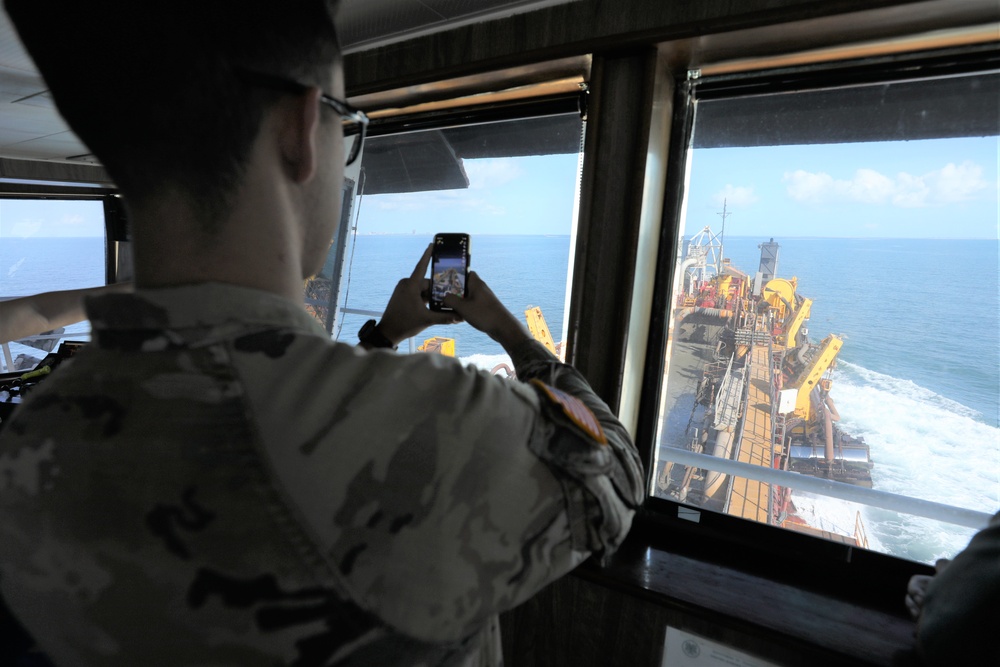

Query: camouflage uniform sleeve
<box><xmin>239</xmin><ymin>336</ymin><xmax>643</xmax><ymax>644</ymax></box>
<box><xmin>348</xmin><ymin>342</ymin><xmax>642</xmax><ymax>643</ymax></box>
<box><xmin>916</xmin><ymin>510</ymin><xmax>1000</xmax><ymax>666</ymax></box>
<box><xmin>508</xmin><ymin>338</ymin><xmax>645</xmax><ymax>563</ymax></box>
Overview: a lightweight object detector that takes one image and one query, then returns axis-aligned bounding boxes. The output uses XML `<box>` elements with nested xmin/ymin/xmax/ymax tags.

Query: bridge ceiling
<box><xmin>0</xmin><ymin>0</ymin><xmax>577</xmax><ymax>173</ymax></box>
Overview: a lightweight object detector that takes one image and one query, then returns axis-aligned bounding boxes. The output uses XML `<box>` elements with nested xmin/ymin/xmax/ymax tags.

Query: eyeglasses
<box><xmin>236</xmin><ymin>68</ymin><xmax>369</xmax><ymax>166</ymax></box>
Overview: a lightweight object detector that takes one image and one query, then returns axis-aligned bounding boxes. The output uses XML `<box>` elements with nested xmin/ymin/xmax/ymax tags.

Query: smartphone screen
<box><xmin>430</xmin><ymin>233</ymin><xmax>470</xmax><ymax>311</ymax></box>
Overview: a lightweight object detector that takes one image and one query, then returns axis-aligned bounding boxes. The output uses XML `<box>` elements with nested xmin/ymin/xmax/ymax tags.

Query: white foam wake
<box><xmin>458</xmin><ymin>353</ymin><xmax>514</xmax><ymax>374</ymax></box>
<box><xmin>791</xmin><ymin>360</ymin><xmax>998</xmax><ymax>563</ymax></box>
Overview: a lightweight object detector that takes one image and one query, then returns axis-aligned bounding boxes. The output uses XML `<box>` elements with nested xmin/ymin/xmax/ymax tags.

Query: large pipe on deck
<box><xmin>703</xmin><ymin>429</ymin><xmax>734</xmax><ymax>496</ymax></box>
<box><xmin>823</xmin><ymin>401</ymin><xmax>835</xmax><ymax>463</ymax></box>
<box><xmin>677</xmin><ymin>257</ymin><xmax>702</xmax><ymax>294</ymax></box>
<box><xmin>796</xmin><ymin>341</ymin><xmax>811</xmax><ymax>365</ymax></box>
<box><xmin>811</xmin><ymin>387</ymin><xmax>835</xmax><ymax>463</ymax></box>
<box><xmin>675</xmin><ymin>307</ymin><xmax>734</xmax><ymax>323</ymax></box>
<box><xmin>824</xmin><ymin>394</ymin><xmax>840</xmax><ymax>421</ymax></box>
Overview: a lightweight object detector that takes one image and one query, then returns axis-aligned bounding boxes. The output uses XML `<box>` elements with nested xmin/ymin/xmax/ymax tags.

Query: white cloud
<box><xmin>375</xmin><ymin>191</ymin><xmax>506</xmax><ymax>216</ymax></box>
<box><xmin>783</xmin><ymin>161</ymin><xmax>991</xmax><ymax>208</ymax></box>
<box><xmin>932</xmin><ymin>162</ymin><xmax>989</xmax><ymax>202</ymax></box>
<box><xmin>713</xmin><ymin>184</ymin><xmax>758</xmax><ymax>207</ymax></box>
<box><xmin>367</xmin><ymin>158</ymin><xmax>522</xmax><ymax>217</ymax></box>
<box><xmin>464</xmin><ymin>158</ymin><xmax>523</xmax><ymax>189</ymax></box>
<box><xmin>846</xmin><ymin>168</ymin><xmax>895</xmax><ymax>204</ymax></box>
<box><xmin>783</xmin><ymin>171</ymin><xmax>834</xmax><ymax>202</ymax></box>
<box><xmin>892</xmin><ymin>172</ymin><xmax>931</xmax><ymax>208</ymax></box>
<box><xmin>4</xmin><ymin>219</ymin><xmax>43</xmax><ymax>238</ymax></box>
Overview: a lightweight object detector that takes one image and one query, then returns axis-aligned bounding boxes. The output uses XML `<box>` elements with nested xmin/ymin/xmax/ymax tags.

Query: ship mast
<box><xmin>716</xmin><ymin>198</ymin><xmax>733</xmax><ymax>275</ymax></box>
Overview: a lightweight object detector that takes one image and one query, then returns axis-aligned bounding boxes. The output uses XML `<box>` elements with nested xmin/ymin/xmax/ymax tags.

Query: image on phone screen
<box><xmin>431</xmin><ymin>234</ymin><xmax>469</xmax><ymax>310</ymax></box>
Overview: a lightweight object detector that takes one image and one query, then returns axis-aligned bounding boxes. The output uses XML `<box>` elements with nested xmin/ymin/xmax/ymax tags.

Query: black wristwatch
<box><xmin>358</xmin><ymin>319</ymin><xmax>397</xmax><ymax>350</ymax></box>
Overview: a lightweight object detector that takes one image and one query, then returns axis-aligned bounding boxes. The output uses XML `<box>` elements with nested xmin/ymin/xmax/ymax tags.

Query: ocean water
<box><xmin>3</xmin><ymin>233</ymin><xmax>998</xmax><ymax>563</ymax></box>
<box><xmin>707</xmin><ymin>237</ymin><xmax>1000</xmax><ymax>562</ymax></box>
<box><xmin>1</xmin><ymin>237</ymin><xmax>106</xmax><ymax>362</ymax></box>
<box><xmin>0</xmin><ymin>234</ymin><xmax>573</xmax><ymax>366</ymax></box>
<box><xmin>1</xmin><ymin>237</ymin><xmax>107</xmax><ymax>297</ymax></box>
<box><xmin>334</xmin><ymin>234</ymin><xmax>572</xmax><ymax>364</ymax></box>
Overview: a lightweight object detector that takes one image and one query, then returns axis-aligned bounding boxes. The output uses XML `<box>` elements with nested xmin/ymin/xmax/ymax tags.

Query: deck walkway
<box><xmin>726</xmin><ymin>344</ymin><xmax>773</xmax><ymax>523</ymax></box>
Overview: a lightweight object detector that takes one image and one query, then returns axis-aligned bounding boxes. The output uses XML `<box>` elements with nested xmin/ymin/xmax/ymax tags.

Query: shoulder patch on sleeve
<box><xmin>529</xmin><ymin>379</ymin><xmax>607</xmax><ymax>444</ymax></box>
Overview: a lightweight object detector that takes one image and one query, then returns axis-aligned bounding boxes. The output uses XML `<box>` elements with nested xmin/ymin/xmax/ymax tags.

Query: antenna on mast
<box><xmin>717</xmin><ymin>199</ymin><xmax>732</xmax><ymax>274</ymax></box>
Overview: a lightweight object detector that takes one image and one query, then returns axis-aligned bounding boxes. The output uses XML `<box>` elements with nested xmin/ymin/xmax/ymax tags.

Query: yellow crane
<box><xmin>418</xmin><ymin>306</ymin><xmax>562</xmax><ymax>361</ymax></box>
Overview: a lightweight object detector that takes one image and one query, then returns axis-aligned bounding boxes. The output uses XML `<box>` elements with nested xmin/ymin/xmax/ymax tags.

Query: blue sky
<box><xmin>357</xmin><ymin>153</ymin><xmax>581</xmax><ymax>236</ymax></box>
<box><xmin>357</xmin><ymin>135</ymin><xmax>997</xmax><ymax>239</ymax></box>
<box><xmin>0</xmin><ymin>198</ymin><xmax>105</xmax><ymax>238</ymax></box>
<box><xmin>1</xmin><ymin>134</ymin><xmax>995</xmax><ymax>239</ymax></box>
<box><xmin>683</xmin><ymin>137</ymin><xmax>998</xmax><ymax>239</ymax></box>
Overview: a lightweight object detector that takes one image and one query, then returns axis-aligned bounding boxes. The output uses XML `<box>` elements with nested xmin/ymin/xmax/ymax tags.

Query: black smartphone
<box><xmin>429</xmin><ymin>233</ymin><xmax>470</xmax><ymax>311</ymax></box>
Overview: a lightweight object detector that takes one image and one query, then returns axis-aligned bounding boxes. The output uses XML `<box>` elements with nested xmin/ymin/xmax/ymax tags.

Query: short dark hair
<box><xmin>5</xmin><ymin>0</ymin><xmax>342</xmax><ymax>227</ymax></box>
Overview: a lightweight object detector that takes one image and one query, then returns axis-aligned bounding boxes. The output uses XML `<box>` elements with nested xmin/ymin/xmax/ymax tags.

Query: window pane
<box><xmin>651</xmin><ymin>68</ymin><xmax>999</xmax><ymax>565</ymax></box>
<box><xmin>334</xmin><ymin>113</ymin><xmax>584</xmax><ymax>371</ymax></box>
<box><xmin>0</xmin><ymin>199</ymin><xmax>106</xmax><ymax>370</ymax></box>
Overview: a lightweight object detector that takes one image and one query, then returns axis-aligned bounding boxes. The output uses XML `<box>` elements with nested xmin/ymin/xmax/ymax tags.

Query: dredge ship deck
<box><xmin>655</xmin><ymin>319</ymin><xmax>781</xmax><ymax>522</ymax></box>
<box><xmin>656</xmin><ymin>323</ymin><xmax>869</xmax><ymax>547</ymax></box>
<box><xmin>726</xmin><ymin>343</ymin><xmax>773</xmax><ymax>523</ymax></box>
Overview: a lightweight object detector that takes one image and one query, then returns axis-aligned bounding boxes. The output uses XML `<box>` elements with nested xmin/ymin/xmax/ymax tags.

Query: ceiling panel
<box><xmin>1</xmin><ymin>132</ymin><xmax>90</xmax><ymax>161</ymax></box>
<box><xmin>0</xmin><ymin>0</ymin><xmax>577</xmax><ymax>170</ymax></box>
<box><xmin>339</xmin><ymin>0</ymin><xmax>578</xmax><ymax>52</ymax></box>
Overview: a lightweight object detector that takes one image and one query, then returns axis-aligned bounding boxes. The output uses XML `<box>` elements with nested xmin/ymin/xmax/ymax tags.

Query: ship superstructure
<box><xmin>659</xmin><ymin>232</ymin><xmax>873</xmax><ymax>544</ymax></box>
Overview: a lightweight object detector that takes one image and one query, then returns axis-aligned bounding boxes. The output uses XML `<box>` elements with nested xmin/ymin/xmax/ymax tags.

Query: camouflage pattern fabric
<box><xmin>916</xmin><ymin>510</ymin><xmax>1000</xmax><ymax>666</ymax></box>
<box><xmin>0</xmin><ymin>283</ymin><xmax>643</xmax><ymax>666</ymax></box>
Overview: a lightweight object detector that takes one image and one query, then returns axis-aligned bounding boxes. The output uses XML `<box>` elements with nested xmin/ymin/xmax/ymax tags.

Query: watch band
<box><xmin>358</xmin><ymin>319</ymin><xmax>397</xmax><ymax>350</ymax></box>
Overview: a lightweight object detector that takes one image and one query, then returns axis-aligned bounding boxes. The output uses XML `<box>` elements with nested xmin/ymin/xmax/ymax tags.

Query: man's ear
<box><xmin>278</xmin><ymin>87</ymin><xmax>321</xmax><ymax>184</ymax></box>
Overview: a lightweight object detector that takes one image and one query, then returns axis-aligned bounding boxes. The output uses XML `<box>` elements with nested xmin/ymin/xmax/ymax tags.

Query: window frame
<box><xmin>630</xmin><ymin>43</ymin><xmax>999</xmax><ymax>583</ymax></box>
<box><xmin>0</xmin><ymin>188</ymin><xmax>119</xmax><ymax>372</ymax></box>
<box><xmin>0</xmin><ymin>186</ymin><xmax>121</xmax><ymax>288</ymax></box>
<box><xmin>332</xmin><ymin>87</ymin><xmax>589</xmax><ymax>355</ymax></box>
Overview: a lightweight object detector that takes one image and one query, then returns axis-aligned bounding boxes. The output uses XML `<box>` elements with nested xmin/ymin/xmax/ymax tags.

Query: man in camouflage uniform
<box><xmin>0</xmin><ymin>1</ymin><xmax>644</xmax><ymax>665</ymax></box>
<box><xmin>905</xmin><ymin>510</ymin><xmax>1000</xmax><ymax>666</ymax></box>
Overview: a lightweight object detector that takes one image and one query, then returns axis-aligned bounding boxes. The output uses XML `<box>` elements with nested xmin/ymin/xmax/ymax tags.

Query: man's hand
<box><xmin>905</xmin><ymin>558</ymin><xmax>951</xmax><ymax>619</ymax></box>
<box><xmin>443</xmin><ymin>271</ymin><xmax>532</xmax><ymax>352</ymax></box>
<box><xmin>373</xmin><ymin>244</ymin><xmax>458</xmax><ymax>347</ymax></box>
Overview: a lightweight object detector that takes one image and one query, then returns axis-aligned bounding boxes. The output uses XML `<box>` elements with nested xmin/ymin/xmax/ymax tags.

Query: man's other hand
<box><xmin>443</xmin><ymin>272</ymin><xmax>531</xmax><ymax>351</ymax></box>
<box><xmin>376</xmin><ymin>244</ymin><xmax>458</xmax><ymax>346</ymax></box>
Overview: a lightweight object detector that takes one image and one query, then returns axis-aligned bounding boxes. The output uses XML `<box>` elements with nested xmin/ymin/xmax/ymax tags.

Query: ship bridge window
<box><xmin>0</xmin><ymin>195</ymin><xmax>110</xmax><ymax>372</ymax></box>
<box><xmin>319</xmin><ymin>101</ymin><xmax>585</xmax><ymax>373</ymax></box>
<box><xmin>640</xmin><ymin>48</ymin><xmax>999</xmax><ymax>567</ymax></box>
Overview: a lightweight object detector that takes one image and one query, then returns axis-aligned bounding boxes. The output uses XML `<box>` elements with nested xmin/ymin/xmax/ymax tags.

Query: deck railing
<box><xmin>657</xmin><ymin>446</ymin><xmax>993</xmax><ymax>531</ymax></box>
<box><xmin>854</xmin><ymin>511</ymin><xmax>871</xmax><ymax>549</ymax></box>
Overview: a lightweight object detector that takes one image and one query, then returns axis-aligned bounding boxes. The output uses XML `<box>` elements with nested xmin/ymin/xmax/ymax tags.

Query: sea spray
<box><xmin>826</xmin><ymin>360</ymin><xmax>999</xmax><ymax>561</ymax></box>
